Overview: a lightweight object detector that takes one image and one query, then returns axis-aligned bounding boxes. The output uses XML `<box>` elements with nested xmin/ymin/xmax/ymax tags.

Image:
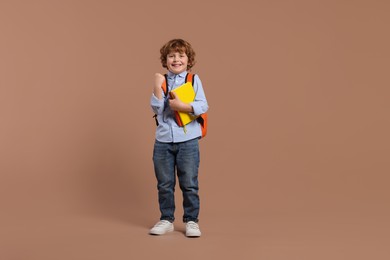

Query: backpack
<box><xmin>153</xmin><ymin>73</ymin><xmax>208</xmax><ymax>138</ymax></box>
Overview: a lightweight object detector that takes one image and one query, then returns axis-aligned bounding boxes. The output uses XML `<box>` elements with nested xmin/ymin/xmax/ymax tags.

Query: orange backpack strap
<box><xmin>161</xmin><ymin>74</ymin><xmax>169</xmax><ymax>96</ymax></box>
<box><xmin>185</xmin><ymin>73</ymin><xmax>194</xmax><ymax>84</ymax></box>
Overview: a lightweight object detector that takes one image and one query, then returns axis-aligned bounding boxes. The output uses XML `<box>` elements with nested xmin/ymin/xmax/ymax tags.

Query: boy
<box><xmin>149</xmin><ymin>39</ymin><xmax>208</xmax><ymax>237</ymax></box>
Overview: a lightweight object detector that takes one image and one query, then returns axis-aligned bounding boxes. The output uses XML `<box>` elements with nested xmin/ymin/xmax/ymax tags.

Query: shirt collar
<box><xmin>167</xmin><ymin>70</ymin><xmax>187</xmax><ymax>79</ymax></box>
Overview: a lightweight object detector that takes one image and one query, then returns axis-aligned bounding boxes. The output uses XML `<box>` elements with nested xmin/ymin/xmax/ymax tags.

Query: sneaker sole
<box><xmin>186</xmin><ymin>232</ymin><xmax>201</xmax><ymax>237</ymax></box>
<box><xmin>149</xmin><ymin>226</ymin><xmax>174</xmax><ymax>235</ymax></box>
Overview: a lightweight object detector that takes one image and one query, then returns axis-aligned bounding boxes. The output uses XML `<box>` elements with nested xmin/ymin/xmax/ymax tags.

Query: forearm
<box><xmin>153</xmin><ymin>86</ymin><xmax>163</xmax><ymax>100</ymax></box>
<box><xmin>190</xmin><ymin>100</ymin><xmax>208</xmax><ymax>116</ymax></box>
<box><xmin>153</xmin><ymin>73</ymin><xmax>165</xmax><ymax>100</ymax></box>
<box><xmin>177</xmin><ymin>103</ymin><xmax>194</xmax><ymax>113</ymax></box>
<box><xmin>150</xmin><ymin>93</ymin><xmax>164</xmax><ymax>114</ymax></box>
<box><xmin>189</xmin><ymin>75</ymin><xmax>208</xmax><ymax>116</ymax></box>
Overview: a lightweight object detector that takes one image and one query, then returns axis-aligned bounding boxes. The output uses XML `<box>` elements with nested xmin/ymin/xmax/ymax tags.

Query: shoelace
<box><xmin>186</xmin><ymin>222</ymin><xmax>199</xmax><ymax>230</ymax></box>
<box><xmin>155</xmin><ymin>220</ymin><xmax>170</xmax><ymax>227</ymax></box>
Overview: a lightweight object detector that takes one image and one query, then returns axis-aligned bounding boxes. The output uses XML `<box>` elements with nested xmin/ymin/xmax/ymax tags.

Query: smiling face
<box><xmin>166</xmin><ymin>51</ymin><xmax>189</xmax><ymax>74</ymax></box>
<box><xmin>160</xmin><ymin>39</ymin><xmax>196</xmax><ymax>72</ymax></box>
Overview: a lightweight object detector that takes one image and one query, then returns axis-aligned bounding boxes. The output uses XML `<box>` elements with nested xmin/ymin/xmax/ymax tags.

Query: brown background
<box><xmin>1</xmin><ymin>0</ymin><xmax>389</xmax><ymax>259</ymax></box>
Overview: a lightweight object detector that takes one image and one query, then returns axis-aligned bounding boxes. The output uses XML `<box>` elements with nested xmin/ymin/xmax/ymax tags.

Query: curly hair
<box><xmin>160</xmin><ymin>39</ymin><xmax>196</xmax><ymax>71</ymax></box>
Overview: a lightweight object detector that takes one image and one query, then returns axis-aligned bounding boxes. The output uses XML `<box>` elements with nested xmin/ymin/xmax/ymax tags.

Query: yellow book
<box><xmin>169</xmin><ymin>82</ymin><xmax>197</xmax><ymax>127</ymax></box>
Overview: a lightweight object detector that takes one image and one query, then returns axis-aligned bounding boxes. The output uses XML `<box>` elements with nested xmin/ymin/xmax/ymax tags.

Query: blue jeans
<box><xmin>152</xmin><ymin>138</ymin><xmax>200</xmax><ymax>223</ymax></box>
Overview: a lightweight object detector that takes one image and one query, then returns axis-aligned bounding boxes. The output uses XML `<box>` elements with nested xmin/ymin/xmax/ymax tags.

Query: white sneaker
<box><xmin>149</xmin><ymin>220</ymin><xmax>174</xmax><ymax>235</ymax></box>
<box><xmin>185</xmin><ymin>221</ymin><xmax>201</xmax><ymax>237</ymax></box>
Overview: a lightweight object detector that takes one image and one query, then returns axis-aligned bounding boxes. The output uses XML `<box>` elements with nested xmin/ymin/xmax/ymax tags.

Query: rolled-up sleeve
<box><xmin>150</xmin><ymin>93</ymin><xmax>164</xmax><ymax>114</ymax></box>
<box><xmin>190</xmin><ymin>75</ymin><xmax>209</xmax><ymax>116</ymax></box>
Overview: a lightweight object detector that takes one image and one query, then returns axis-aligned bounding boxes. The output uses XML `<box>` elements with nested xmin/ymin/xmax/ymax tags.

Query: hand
<box><xmin>153</xmin><ymin>73</ymin><xmax>165</xmax><ymax>99</ymax></box>
<box><xmin>154</xmin><ymin>73</ymin><xmax>165</xmax><ymax>89</ymax></box>
<box><xmin>169</xmin><ymin>92</ymin><xmax>193</xmax><ymax>112</ymax></box>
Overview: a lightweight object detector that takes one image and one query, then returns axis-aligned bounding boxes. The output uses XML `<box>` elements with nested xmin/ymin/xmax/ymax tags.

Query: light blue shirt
<box><xmin>150</xmin><ymin>71</ymin><xmax>209</xmax><ymax>143</ymax></box>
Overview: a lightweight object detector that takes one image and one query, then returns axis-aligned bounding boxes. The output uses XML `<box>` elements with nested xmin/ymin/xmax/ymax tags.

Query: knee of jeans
<box><xmin>158</xmin><ymin>179</ymin><xmax>175</xmax><ymax>191</ymax></box>
<box><xmin>179</xmin><ymin>179</ymin><xmax>198</xmax><ymax>192</ymax></box>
